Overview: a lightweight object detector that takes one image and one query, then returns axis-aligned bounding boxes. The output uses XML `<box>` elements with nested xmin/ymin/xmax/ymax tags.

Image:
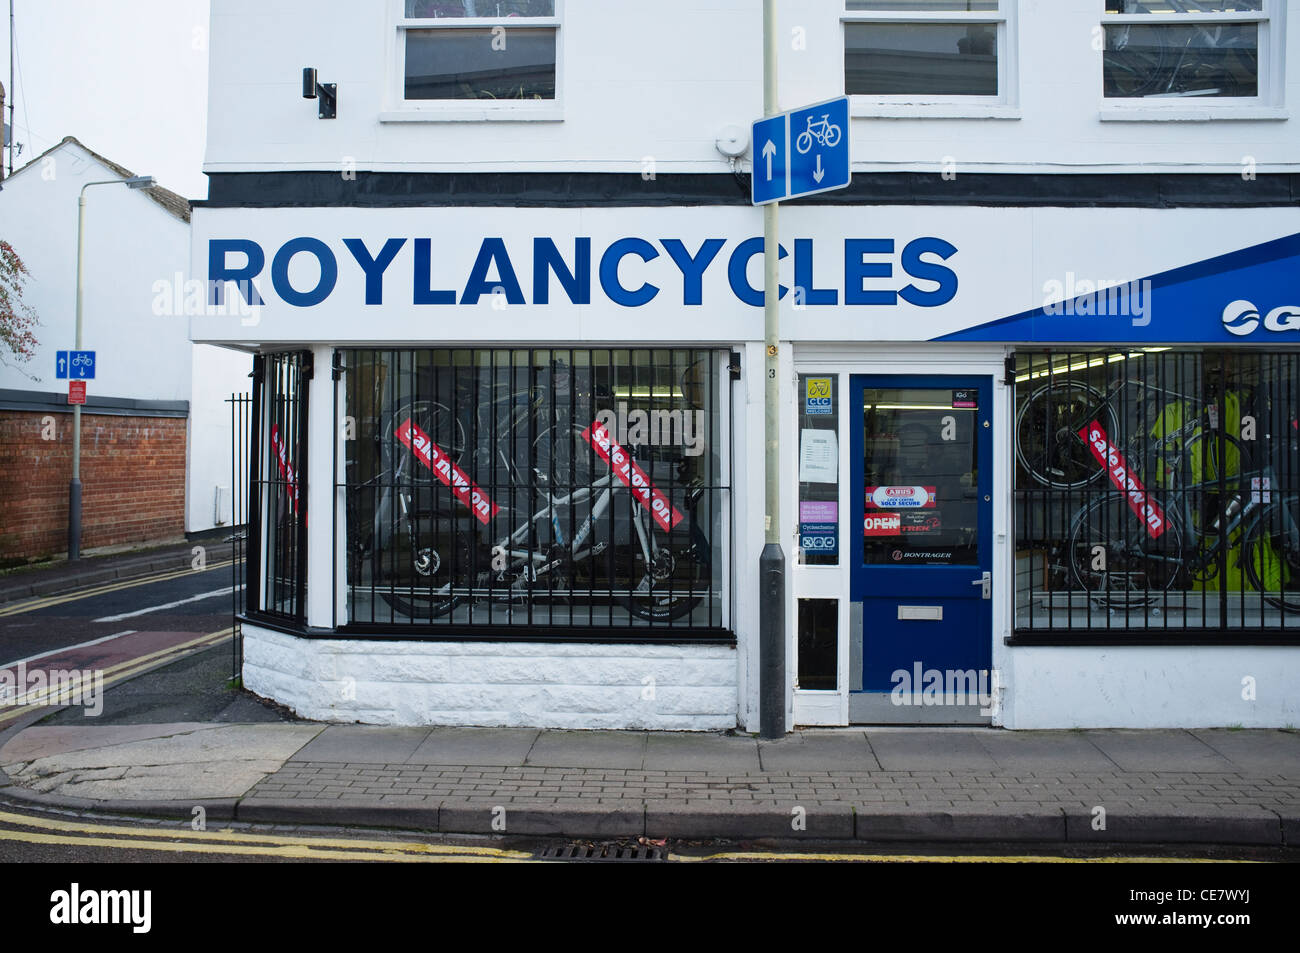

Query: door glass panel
<box><xmin>862</xmin><ymin>387</ymin><xmax>980</xmax><ymax>565</ymax></box>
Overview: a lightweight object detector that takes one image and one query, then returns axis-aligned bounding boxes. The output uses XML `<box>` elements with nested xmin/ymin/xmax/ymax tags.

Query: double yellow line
<box><xmin>0</xmin><ymin>808</ymin><xmax>532</xmax><ymax>862</ymax></box>
<box><xmin>0</xmin><ymin>560</ymin><xmax>235</xmax><ymax>619</ymax></box>
<box><xmin>0</xmin><ymin>628</ymin><xmax>233</xmax><ymax>726</ymax></box>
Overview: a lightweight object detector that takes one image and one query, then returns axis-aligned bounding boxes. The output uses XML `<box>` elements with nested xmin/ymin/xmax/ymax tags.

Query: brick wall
<box><xmin>0</xmin><ymin>411</ymin><xmax>187</xmax><ymax>560</ymax></box>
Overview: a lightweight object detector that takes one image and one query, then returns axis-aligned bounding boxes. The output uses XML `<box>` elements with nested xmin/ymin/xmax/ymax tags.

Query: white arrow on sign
<box><xmin>813</xmin><ymin>154</ymin><xmax>825</xmax><ymax>184</ymax></box>
<box><xmin>763</xmin><ymin>139</ymin><xmax>776</xmax><ymax>180</ymax></box>
<box><xmin>58</xmin><ymin>357</ymin><xmax>66</xmax><ymax>374</ymax></box>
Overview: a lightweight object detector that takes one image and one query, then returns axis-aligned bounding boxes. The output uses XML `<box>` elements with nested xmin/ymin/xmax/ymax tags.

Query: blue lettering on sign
<box><xmin>205</xmin><ymin>236</ymin><xmax>960</xmax><ymax>311</ymax></box>
<box><xmin>271</xmin><ymin>237</ymin><xmax>337</xmax><ymax>307</ymax></box>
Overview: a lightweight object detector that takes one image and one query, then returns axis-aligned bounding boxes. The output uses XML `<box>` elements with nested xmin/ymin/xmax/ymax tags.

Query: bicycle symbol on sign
<box><xmin>795</xmin><ymin>114</ymin><xmax>842</xmax><ymax>155</ymax></box>
<box><xmin>71</xmin><ymin>353</ymin><xmax>93</xmax><ymax>368</ymax></box>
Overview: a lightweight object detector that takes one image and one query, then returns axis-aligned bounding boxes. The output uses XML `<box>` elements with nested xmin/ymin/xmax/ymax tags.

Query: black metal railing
<box><xmin>227</xmin><ymin>391</ymin><xmax>251</xmax><ymax>680</ymax></box>
<box><xmin>1013</xmin><ymin>348</ymin><xmax>1300</xmax><ymax>641</ymax></box>
<box><xmin>248</xmin><ymin>351</ymin><xmax>312</xmax><ymax>626</ymax></box>
<box><xmin>338</xmin><ymin>347</ymin><xmax>731</xmax><ymax>636</ymax></box>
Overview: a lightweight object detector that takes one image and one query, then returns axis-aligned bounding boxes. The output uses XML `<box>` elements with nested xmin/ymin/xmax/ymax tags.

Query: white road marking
<box><xmin>93</xmin><ymin>586</ymin><xmax>241</xmax><ymax>623</ymax></box>
<box><xmin>1</xmin><ymin>630</ymin><xmax>137</xmax><ymax>668</ymax></box>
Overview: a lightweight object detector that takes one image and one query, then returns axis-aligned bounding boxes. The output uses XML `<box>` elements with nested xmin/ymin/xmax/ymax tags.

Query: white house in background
<box><xmin>0</xmin><ymin>137</ymin><xmax>250</xmax><ymax>560</ymax></box>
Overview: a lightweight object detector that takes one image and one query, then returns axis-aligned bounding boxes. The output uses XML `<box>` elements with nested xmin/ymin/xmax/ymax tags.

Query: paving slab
<box><xmin>289</xmin><ymin>726</ymin><xmax>432</xmax><ymax>764</ymax></box>
<box><xmin>0</xmin><ymin>723</ymin><xmax>224</xmax><ymax>763</ymax></box>
<box><xmin>1064</xmin><ymin>803</ymin><xmax>1282</xmax><ymax>845</ymax></box>
<box><xmin>972</xmin><ymin>730</ymin><xmax>1119</xmax><ymax>773</ymax></box>
<box><xmin>525</xmin><ymin>730</ymin><xmax>648</xmax><ymax>769</ymax></box>
<box><xmin>406</xmin><ymin>727</ymin><xmax>539</xmax><ymax>766</ymax></box>
<box><xmin>237</xmin><ymin>797</ymin><xmax>440</xmax><ymax>831</ymax></box>
<box><xmin>854</xmin><ymin>803</ymin><xmax>1066</xmax><ymax>842</ymax></box>
<box><xmin>438</xmin><ymin>800</ymin><xmax>644</xmax><ymax>838</ymax></box>
<box><xmin>758</xmin><ymin>731</ymin><xmax>877</xmax><ymax>772</ymax></box>
<box><xmin>644</xmin><ymin>733</ymin><xmax>760</xmax><ymax>772</ymax></box>
<box><xmin>645</xmin><ymin>800</ymin><xmax>855</xmax><ymax>839</ymax></box>
<box><xmin>1082</xmin><ymin>730</ymin><xmax>1238</xmax><ymax>773</ymax></box>
<box><xmin>3</xmin><ymin>724</ymin><xmax>321</xmax><ymax>801</ymax></box>
<box><xmin>864</xmin><ymin>729</ymin><xmax>998</xmax><ymax>771</ymax></box>
<box><xmin>1188</xmin><ymin>729</ymin><xmax>1300</xmax><ymax>776</ymax></box>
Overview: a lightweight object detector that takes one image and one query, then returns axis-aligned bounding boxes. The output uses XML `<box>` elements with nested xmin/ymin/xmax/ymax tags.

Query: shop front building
<box><xmin>194</xmin><ymin>0</ymin><xmax>1300</xmax><ymax>730</ymax></box>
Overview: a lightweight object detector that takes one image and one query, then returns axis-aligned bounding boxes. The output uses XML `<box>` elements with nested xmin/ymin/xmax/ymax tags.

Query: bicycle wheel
<box><xmin>622</xmin><ymin>539</ymin><xmax>704</xmax><ymax>622</ymax></box>
<box><xmin>1163</xmin><ymin>428</ymin><xmax>1249</xmax><ymax>536</ymax></box>
<box><xmin>1243</xmin><ymin>498</ymin><xmax>1300</xmax><ymax>612</ymax></box>
<box><xmin>795</xmin><ymin>131</ymin><xmax>813</xmax><ymax>154</ymax></box>
<box><xmin>1067</xmin><ymin>493</ymin><xmax>1185</xmax><ymax>607</ymax></box>
<box><xmin>823</xmin><ymin>124</ymin><xmax>841</xmax><ymax>148</ymax></box>
<box><xmin>1015</xmin><ymin>381</ymin><xmax>1118</xmax><ymax>488</ymax></box>
<box><xmin>372</xmin><ymin>486</ymin><xmax>475</xmax><ymax>620</ymax></box>
<box><xmin>383</xmin><ymin>400</ymin><xmax>467</xmax><ymax>471</ymax></box>
<box><xmin>1103</xmin><ymin>27</ymin><xmax>1171</xmax><ymax>98</ymax></box>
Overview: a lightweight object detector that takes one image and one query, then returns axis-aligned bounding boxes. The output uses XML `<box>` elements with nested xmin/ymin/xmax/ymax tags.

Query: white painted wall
<box><xmin>0</xmin><ymin>142</ymin><xmax>191</xmax><ymax>402</ymax></box>
<box><xmin>205</xmin><ymin>0</ymin><xmax>1300</xmax><ymax>176</ymax></box>
<box><xmin>1002</xmin><ymin>647</ymin><xmax>1300</xmax><ymax>728</ymax></box>
<box><xmin>242</xmin><ymin>623</ymin><xmax>739</xmax><ymax>729</ymax></box>
<box><xmin>187</xmin><ymin>343</ymin><xmax>253</xmax><ymax>532</ymax></box>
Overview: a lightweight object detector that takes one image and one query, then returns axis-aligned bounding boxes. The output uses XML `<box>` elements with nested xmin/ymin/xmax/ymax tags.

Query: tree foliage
<box><xmin>0</xmin><ymin>240</ymin><xmax>40</xmax><ymax>365</ymax></box>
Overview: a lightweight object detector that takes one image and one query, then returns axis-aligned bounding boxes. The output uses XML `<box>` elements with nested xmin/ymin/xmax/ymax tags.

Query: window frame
<box><xmin>382</xmin><ymin>0</ymin><xmax>564</xmax><ymax>123</ymax></box>
<box><xmin>841</xmin><ymin>2</ymin><xmax>1020</xmax><ymax>119</ymax></box>
<box><xmin>1099</xmin><ymin>0</ymin><xmax>1287</xmax><ymax>121</ymax></box>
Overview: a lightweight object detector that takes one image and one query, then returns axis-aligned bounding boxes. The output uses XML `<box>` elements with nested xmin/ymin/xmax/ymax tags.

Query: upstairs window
<box><xmin>399</xmin><ymin>1</ymin><xmax>559</xmax><ymax>103</ymax></box>
<box><xmin>1102</xmin><ymin>1</ymin><xmax>1275</xmax><ymax>101</ymax></box>
<box><xmin>843</xmin><ymin>1</ymin><xmax>1008</xmax><ymax>101</ymax></box>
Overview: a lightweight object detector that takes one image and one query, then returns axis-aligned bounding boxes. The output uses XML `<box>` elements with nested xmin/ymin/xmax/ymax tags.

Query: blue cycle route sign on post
<box><xmin>751</xmin><ymin>95</ymin><xmax>850</xmax><ymax>206</ymax></box>
<box><xmin>56</xmin><ymin>350</ymin><xmax>96</xmax><ymax>380</ymax></box>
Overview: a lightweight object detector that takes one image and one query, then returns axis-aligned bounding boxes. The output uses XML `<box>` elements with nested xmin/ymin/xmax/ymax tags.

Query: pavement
<box><xmin>2</xmin><ymin>715</ymin><xmax>1298</xmax><ymax>846</ymax></box>
<box><xmin>2</xmin><ymin>541</ymin><xmax>1299</xmax><ymax>848</ymax></box>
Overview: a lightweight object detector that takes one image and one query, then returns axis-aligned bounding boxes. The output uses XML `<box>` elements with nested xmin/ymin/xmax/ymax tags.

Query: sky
<box><xmin>2</xmin><ymin>0</ymin><xmax>211</xmax><ymax>199</ymax></box>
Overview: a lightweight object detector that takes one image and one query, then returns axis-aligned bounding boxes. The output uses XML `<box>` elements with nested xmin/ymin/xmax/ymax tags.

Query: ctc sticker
<box><xmin>805</xmin><ymin>377</ymin><xmax>832</xmax><ymax>415</ymax></box>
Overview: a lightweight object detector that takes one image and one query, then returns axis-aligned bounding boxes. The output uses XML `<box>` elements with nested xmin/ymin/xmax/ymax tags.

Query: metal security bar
<box><xmin>338</xmin><ymin>347</ymin><xmax>731</xmax><ymax>637</ymax></box>
<box><xmin>1012</xmin><ymin>348</ymin><xmax>1300</xmax><ymax>642</ymax></box>
<box><xmin>248</xmin><ymin>352</ymin><xmax>311</xmax><ymax>625</ymax></box>
<box><xmin>227</xmin><ymin>391</ymin><xmax>251</xmax><ymax>679</ymax></box>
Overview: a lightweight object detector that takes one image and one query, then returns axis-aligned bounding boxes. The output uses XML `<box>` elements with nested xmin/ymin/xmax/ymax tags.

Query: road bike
<box><xmin>348</xmin><ymin>396</ymin><xmax>711</xmax><ymax>624</ymax></box>
<box><xmin>1015</xmin><ymin>373</ymin><xmax>1240</xmax><ymax>490</ymax></box>
<box><xmin>795</xmin><ymin>114</ymin><xmax>842</xmax><ymax>154</ymax></box>
<box><xmin>1065</xmin><ymin>438</ymin><xmax>1300</xmax><ymax>611</ymax></box>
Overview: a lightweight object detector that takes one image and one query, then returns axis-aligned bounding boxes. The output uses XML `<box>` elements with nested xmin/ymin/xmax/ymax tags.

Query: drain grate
<box><xmin>538</xmin><ymin>843</ymin><xmax>665</xmax><ymax>862</ymax></box>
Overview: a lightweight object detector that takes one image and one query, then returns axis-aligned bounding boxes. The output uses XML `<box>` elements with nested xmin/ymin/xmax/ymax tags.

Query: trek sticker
<box><xmin>1077</xmin><ymin>420</ymin><xmax>1166</xmax><ymax>539</ymax></box>
<box><xmin>952</xmin><ymin>389</ymin><xmax>978</xmax><ymax>409</ymax></box>
<box><xmin>800</xmin><ymin>522</ymin><xmax>838</xmax><ymax>554</ymax></box>
<box><xmin>864</xmin><ymin>514</ymin><xmax>902</xmax><ymax>536</ymax></box>
<box><xmin>805</xmin><ymin>377</ymin><xmax>833</xmax><ymax>415</ymax></box>
<box><xmin>866</xmin><ymin>486</ymin><xmax>936</xmax><ymax>509</ymax></box>
<box><xmin>1252</xmin><ymin>476</ymin><xmax>1271</xmax><ymax>504</ymax></box>
<box><xmin>583</xmin><ymin>421</ymin><xmax>684</xmax><ymax>533</ymax></box>
<box><xmin>901</xmin><ymin>513</ymin><xmax>942</xmax><ymax>534</ymax></box>
<box><xmin>397</xmin><ymin>418</ymin><xmax>500</xmax><ymax>525</ymax></box>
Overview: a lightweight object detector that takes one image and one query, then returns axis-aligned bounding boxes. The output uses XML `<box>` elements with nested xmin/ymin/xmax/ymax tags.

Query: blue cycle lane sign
<box><xmin>56</xmin><ymin>350</ymin><xmax>96</xmax><ymax>380</ymax></box>
<box><xmin>751</xmin><ymin>96</ymin><xmax>851</xmax><ymax>206</ymax></box>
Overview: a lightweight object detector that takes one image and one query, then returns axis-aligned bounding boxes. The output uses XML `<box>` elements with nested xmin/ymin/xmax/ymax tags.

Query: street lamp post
<box><xmin>68</xmin><ymin>174</ymin><xmax>155</xmax><ymax>561</ymax></box>
<box><xmin>759</xmin><ymin>0</ymin><xmax>785</xmax><ymax>739</ymax></box>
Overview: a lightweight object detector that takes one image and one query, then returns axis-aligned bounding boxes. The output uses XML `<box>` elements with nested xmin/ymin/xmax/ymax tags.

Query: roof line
<box><xmin>7</xmin><ymin>136</ymin><xmax>191</xmax><ymax>223</ymax></box>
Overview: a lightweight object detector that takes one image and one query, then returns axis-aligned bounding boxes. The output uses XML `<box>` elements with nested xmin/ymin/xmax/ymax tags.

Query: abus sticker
<box><xmin>866</xmin><ymin>486</ymin><xmax>936</xmax><ymax>509</ymax></box>
<box><xmin>396</xmin><ymin>418</ymin><xmax>499</xmax><ymax>525</ymax></box>
<box><xmin>1077</xmin><ymin>420</ymin><xmax>1166</xmax><ymax>538</ymax></box>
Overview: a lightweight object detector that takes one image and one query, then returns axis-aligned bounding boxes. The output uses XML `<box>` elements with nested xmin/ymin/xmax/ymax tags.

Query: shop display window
<box><xmin>1014</xmin><ymin>349</ymin><xmax>1300</xmax><ymax>637</ymax></box>
<box><xmin>340</xmin><ymin>347</ymin><xmax>729</xmax><ymax>634</ymax></box>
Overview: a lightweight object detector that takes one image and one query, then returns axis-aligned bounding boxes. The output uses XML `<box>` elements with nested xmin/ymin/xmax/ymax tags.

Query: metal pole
<box><xmin>758</xmin><ymin>0</ymin><xmax>786</xmax><ymax>739</ymax></box>
<box><xmin>8</xmin><ymin>0</ymin><xmax>14</xmax><ymax>178</ymax></box>
<box><xmin>68</xmin><ymin>190</ymin><xmax>86</xmax><ymax>559</ymax></box>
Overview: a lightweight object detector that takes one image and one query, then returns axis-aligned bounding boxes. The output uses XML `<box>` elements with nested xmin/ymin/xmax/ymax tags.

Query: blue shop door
<box><xmin>848</xmin><ymin>376</ymin><xmax>993</xmax><ymax>724</ymax></box>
